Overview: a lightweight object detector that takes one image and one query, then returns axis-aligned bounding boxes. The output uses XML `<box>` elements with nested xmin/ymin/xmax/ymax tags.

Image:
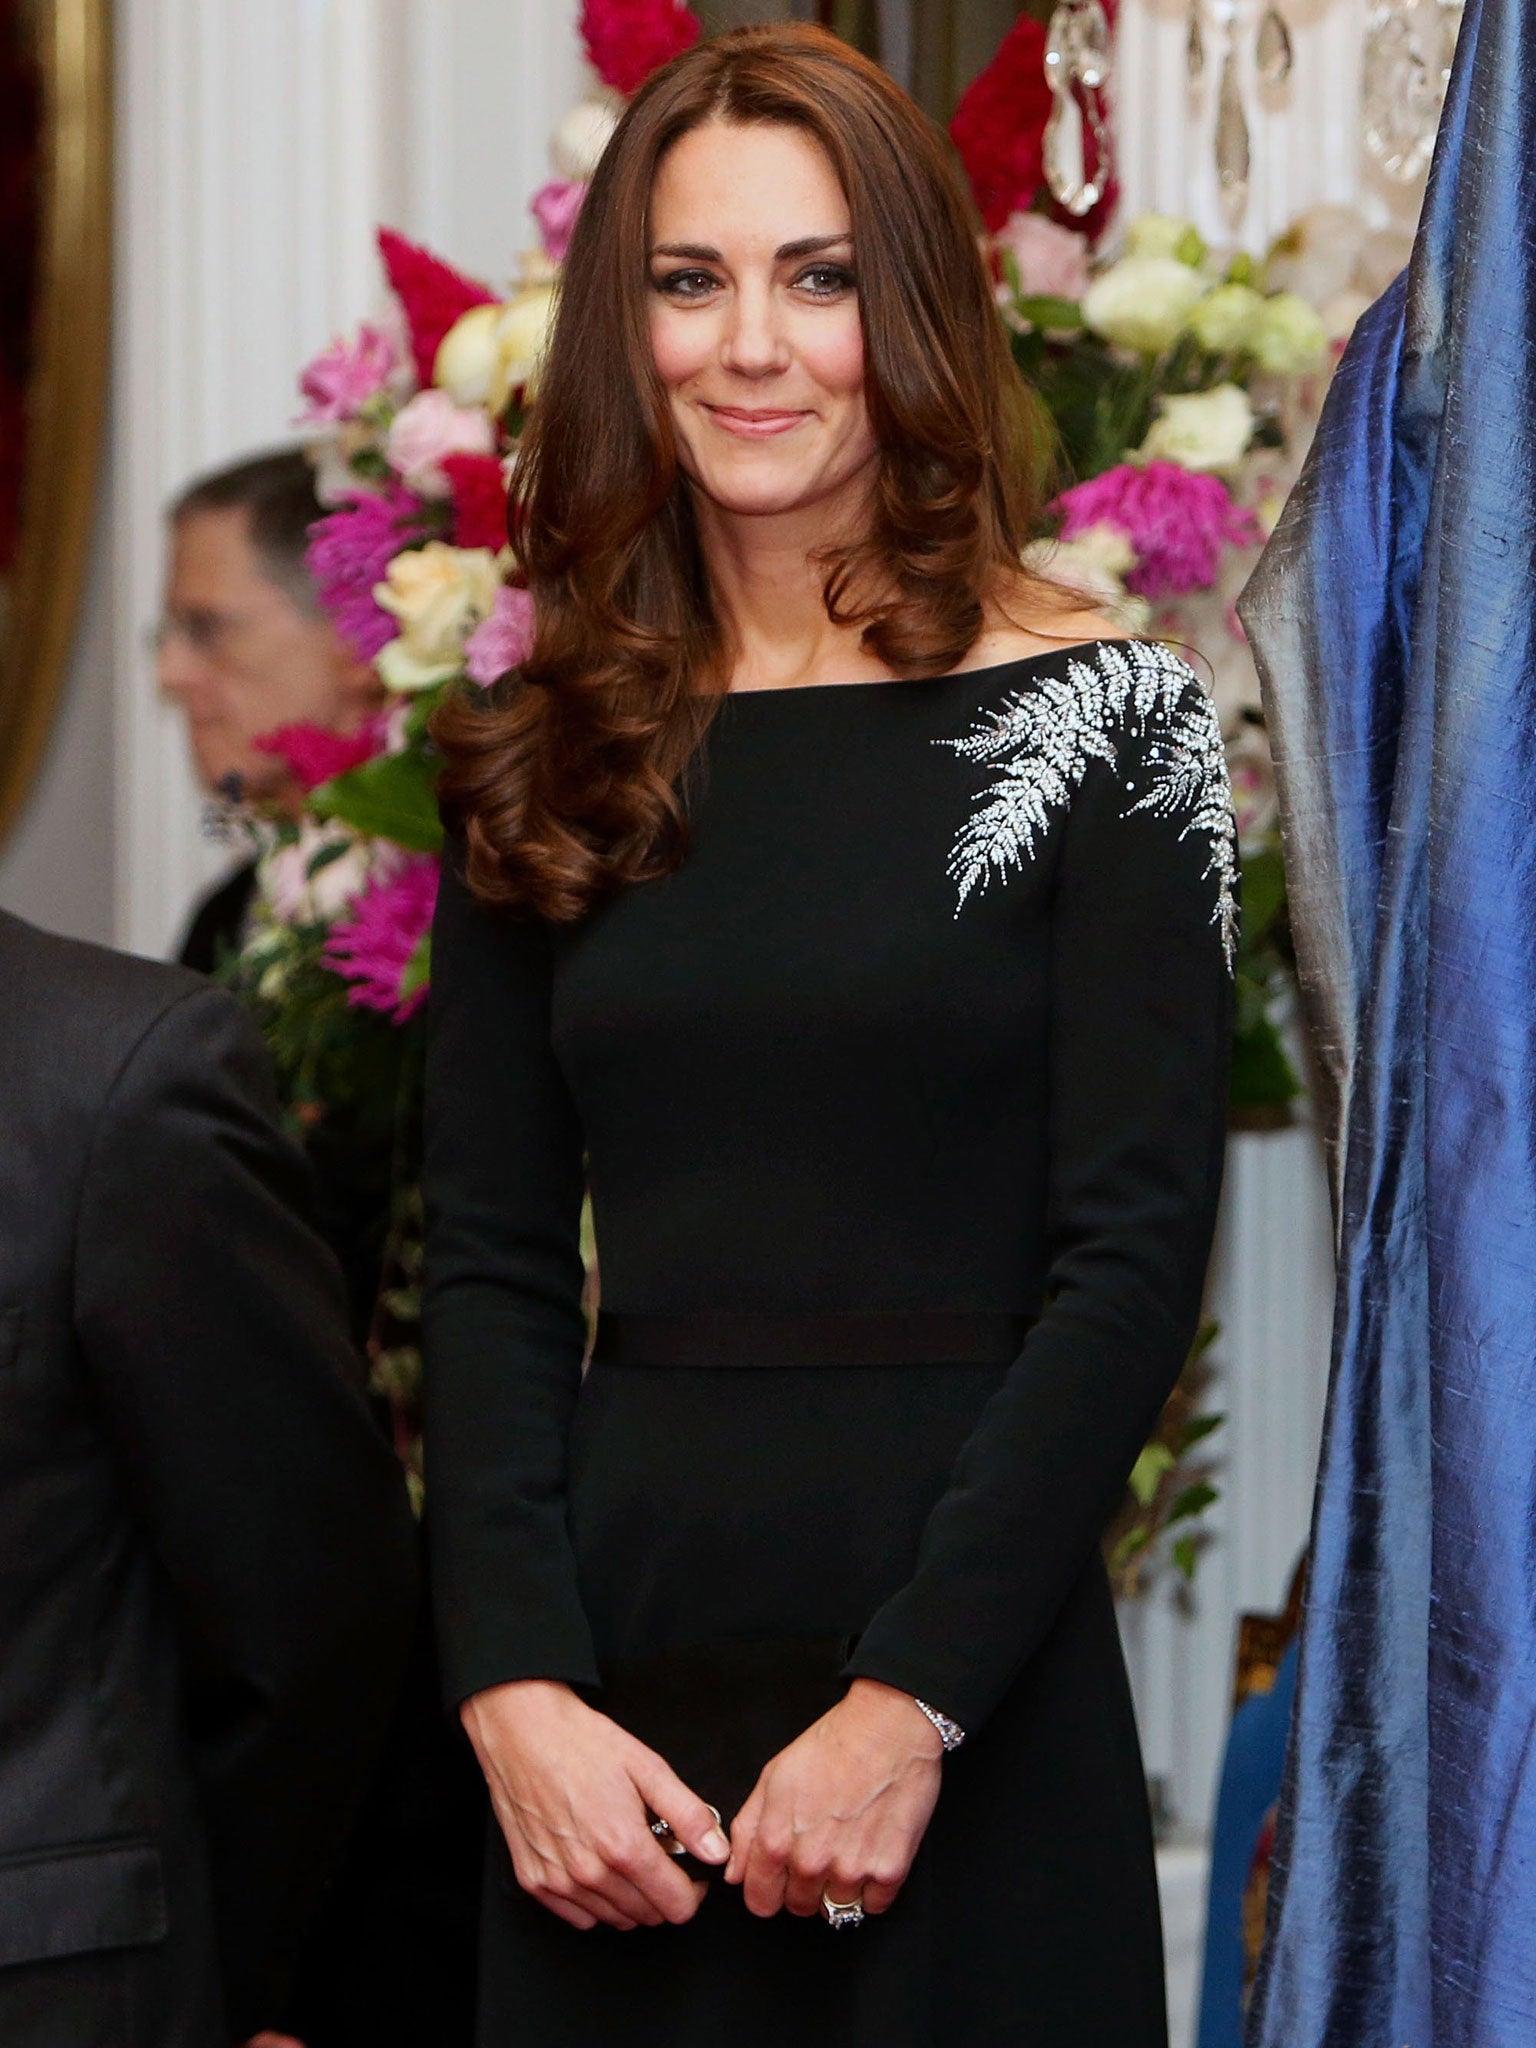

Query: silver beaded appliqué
<box><xmin>933</xmin><ymin>640</ymin><xmax>1238</xmax><ymax>970</ymax></box>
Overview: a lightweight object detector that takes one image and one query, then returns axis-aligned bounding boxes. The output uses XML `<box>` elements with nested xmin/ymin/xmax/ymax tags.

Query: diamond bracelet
<box><xmin>913</xmin><ymin>1697</ymin><xmax>965</xmax><ymax>1753</ymax></box>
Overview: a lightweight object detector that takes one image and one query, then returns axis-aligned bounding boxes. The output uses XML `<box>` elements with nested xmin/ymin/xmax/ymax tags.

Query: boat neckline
<box><xmin>707</xmin><ymin>637</ymin><xmax>1137</xmax><ymax>700</ymax></box>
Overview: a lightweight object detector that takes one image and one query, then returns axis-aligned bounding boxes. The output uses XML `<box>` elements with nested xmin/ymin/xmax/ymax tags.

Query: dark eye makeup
<box><xmin>647</xmin><ymin>262</ymin><xmax>858</xmax><ymax>302</ymax></box>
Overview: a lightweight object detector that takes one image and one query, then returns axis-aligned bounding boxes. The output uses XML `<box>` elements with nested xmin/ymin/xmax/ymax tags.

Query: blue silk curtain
<box><xmin>1237</xmin><ymin>0</ymin><xmax>1536</xmax><ymax>2036</ymax></box>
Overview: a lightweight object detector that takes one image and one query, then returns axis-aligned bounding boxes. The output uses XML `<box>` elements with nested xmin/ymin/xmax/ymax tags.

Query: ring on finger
<box><xmin>820</xmin><ymin>1889</ymin><xmax>866</xmax><ymax>1929</ymax></box>
<box><xmin>650</xmin><ymin>1803</ymin><xmax>723</xmax><ymax>1858</ymax></box>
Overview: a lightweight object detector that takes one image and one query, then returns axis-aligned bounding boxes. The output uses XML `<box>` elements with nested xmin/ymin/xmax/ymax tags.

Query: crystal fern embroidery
<box><xmin>933</xmin><ymin>641</ymin><xmax>1238</xmax><ymax>968</ymax></box>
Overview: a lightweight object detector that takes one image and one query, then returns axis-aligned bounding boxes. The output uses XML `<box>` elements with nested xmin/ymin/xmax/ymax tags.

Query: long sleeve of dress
<box><xmin>422</xmin><ymin>838</ymin><xmax>598</xmax><ymax>1708</ymax></box>
<box><xmin>844</xmin><ymin>670</ymin><xmax>1237</xmax><ymax>1734</ymax></box>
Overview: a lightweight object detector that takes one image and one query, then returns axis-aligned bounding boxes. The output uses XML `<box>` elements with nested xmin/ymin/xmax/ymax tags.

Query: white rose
<box><xmin>1082</xmin><ymin>257</ymin><xmax>1207</xmax><ymax>355</ymax></box>
<box><xmin>373</xmin><ymin>542</ymin><xmax>501</xmax><ymax>691</ymax></box>
<box><xmin>259</xmin><ymin>821</ymin><xmax>383</xmax><ymax>927</ymax></box>
<box><xmin>1137</xmin><ymin>383</ymin><xmax>1255</xmax><ymax>472</ymax></box>
<box><xmin>1249</xmin><ymin>291</ymin><xmax>1328</xmax><ymax>375</ymax></box>
<box><xmin>1121</xmin><ymin>213</ymin><xmax>1206</xmax><ymax>267</ymax></box>
<box><xmin>552</xmin><ymin>97</ymin><xmax>619</xmax><ymax>182</ymax></box>
<box><xmin>1185</xmin><ymin>282</ymin><xmax>1266</xmax><ymax>355</ymax></box>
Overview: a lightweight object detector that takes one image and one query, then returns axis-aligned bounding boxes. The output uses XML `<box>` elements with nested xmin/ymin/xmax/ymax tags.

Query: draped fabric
<box><xmin>1237</xmin><ymin>0</ymin><xmax>1536</xmax><ymax>2036</ymax></box>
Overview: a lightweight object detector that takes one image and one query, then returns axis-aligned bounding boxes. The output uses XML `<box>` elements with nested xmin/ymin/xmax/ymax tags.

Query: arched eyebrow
<box><xmin>648</xmin><ymin>233</ymin><xmax>854</xmax><ymax>262</ymax></box>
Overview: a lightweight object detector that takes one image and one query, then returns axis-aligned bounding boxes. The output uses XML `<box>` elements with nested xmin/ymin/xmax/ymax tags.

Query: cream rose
<box><xmin>1249</xmin><ymin>291</ymin><xmax>1328</xmax><ymax>375</ymax></box>
<box><xmin>432</xmin><ymin>305</ymin><xmax>505</xmax><ymax>410</ymax></box>
<box><xmin>373</xmin><ymin>542</ymin><xmax>501</xmax><ymax>692</ymax></box>
<box><xmin>1121</xmin><ymin>213</ymin><xmax>1206</xmax><ymax>267</ymax></box>
<box><xmin>1082</xmin><ymin>256</ymin><xmax>1207</xmax><ymax>355</ymax></box>
<box><xmin>1185</xmin><ymin>282</ymin><xmax>1266</xmax><ymax>355</ymax></box>
<box><xmin>1023</xmin><ymin>527</ymin><xmax>1150</xmax><ymax>632</ymax></box>
<box><xmin>1137</xmin><ymin>383</ymin><xmax>1256</xmax><ymax>472</ymax></box>
<box><xmin>434</xmin><ymin>286</ymin><xmax>559</xmax><ymax>412</ymax></box>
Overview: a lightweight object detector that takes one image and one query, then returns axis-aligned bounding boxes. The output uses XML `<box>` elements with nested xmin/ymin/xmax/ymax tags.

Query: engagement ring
<box><xmin>820</xmin><ymin>1891</ymin><xmax>866</xmax><ymax>1929</ymax></box>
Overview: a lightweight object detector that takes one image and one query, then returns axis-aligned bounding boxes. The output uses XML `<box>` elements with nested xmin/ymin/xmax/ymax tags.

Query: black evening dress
<box><xmin>422</xmin><ymin>637</ymin><xmax>1237</xmax><ymax>2048</ymax></box>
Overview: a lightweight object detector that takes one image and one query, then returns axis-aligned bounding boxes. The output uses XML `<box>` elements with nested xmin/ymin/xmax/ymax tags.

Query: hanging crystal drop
<box><xmin>1072</xmin><ymin>0</ymin><xmax>1113</xmax><ymax>89</ymax></box>
<box><xmin>1187</xmin><ymin>1</ymin><xmax>1206</xmax><ymax>82</ymax></box>
<box><xmin>1215</xmin><ymin>34</ymin><xmax>1251</xmax><ymax>231</ymax></box>
<box><xmin>1255</xmin><ymin>4</ymin><xmax>1293</xmax><ymax>86</ymax></box>
<box><xmin>1362</xmin><ymin>0</ymin><xmax>1436</xmax><ymax>180</ymax></box>
<box><xmin>1043</xmin><ymin>5</ymin><xmax>1091</xmax><ymax>213</ymax></box>
<box><xmin>1044</xmin><ymin>83</ymin><xmax>1093</xmax><ymax>212</ymax></box>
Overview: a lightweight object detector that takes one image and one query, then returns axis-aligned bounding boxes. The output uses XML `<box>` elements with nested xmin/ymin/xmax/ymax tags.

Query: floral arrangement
<box><xmin>221</xmin><ymin>3</ymin><xmax>1392</xmax><ymax>1548</ymax></box>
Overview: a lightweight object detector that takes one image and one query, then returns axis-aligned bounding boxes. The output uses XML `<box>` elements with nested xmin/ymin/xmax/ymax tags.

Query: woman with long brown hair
<box><xmin>423</xmin><ymin>23</ymin><xmax>1235</xmax><ymax>2045</ymax></box>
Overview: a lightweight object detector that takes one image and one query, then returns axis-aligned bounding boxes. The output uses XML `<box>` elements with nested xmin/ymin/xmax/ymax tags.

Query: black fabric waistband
<box><xmin>589</xmin><ymin>1309</ymin><xmax>1035</xmax><ymax>1369</ymax></box>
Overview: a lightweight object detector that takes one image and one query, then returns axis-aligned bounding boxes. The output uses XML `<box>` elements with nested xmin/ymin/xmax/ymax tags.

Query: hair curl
<box><xmin>434</xmin><ymin>22</ymin><xmax>1064</xmax><ymax>920</ymax></box>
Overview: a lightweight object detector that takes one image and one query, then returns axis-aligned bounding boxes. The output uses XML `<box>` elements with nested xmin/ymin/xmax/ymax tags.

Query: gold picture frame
<box><xmin>0</xmin><ymin>0</ymin><xmax>111</xmax><ymax>848</ymax></box>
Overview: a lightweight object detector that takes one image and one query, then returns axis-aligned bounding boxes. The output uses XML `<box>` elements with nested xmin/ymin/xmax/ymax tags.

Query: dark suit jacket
<box><xmin>177</xmin><ymin>860</ymin><xmax>258</xmax><ymax>979</ymax></box>
<box><xmin>0</xmin><ymin>909</ymin><xmax>419</xmax><ymax>2046</ymax></box>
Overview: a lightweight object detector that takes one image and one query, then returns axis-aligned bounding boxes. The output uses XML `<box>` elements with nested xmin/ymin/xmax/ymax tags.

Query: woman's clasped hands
<box><xmin>467</xmin><ymin>1675</ymin><xmax>942</xmax><ymax>1933</ymax></box>
<box><xmin>724</xmin><ymin>1677</ymin><xmax>943</xmax><ymax>1920</ymax></box>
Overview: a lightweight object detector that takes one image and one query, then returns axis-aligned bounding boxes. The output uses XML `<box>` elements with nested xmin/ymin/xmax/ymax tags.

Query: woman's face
<box><xmin>646</xmin><ymin>120</ymin><xmax>877</xmax><ymax>526</ymax></box>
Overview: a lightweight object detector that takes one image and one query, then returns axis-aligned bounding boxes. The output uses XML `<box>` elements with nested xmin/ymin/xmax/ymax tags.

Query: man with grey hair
<box><xmin>158</xmin><ymin>449</ymin><xmax>382</xmax><ymax>972</ymax></box>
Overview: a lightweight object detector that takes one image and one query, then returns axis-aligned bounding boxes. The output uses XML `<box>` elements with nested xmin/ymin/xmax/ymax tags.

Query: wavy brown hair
<box><xmin>434</xmin><ymin>21</ymin><xmax>1065</xmax><ymax>920</ymax></box>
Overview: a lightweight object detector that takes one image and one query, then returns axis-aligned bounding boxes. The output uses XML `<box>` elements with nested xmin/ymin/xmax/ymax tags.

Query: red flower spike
<box><xmin>580</xmin><ymin>0</ymin><xmax>700</xmax><ymax>98</ymax></box>
<box><xmin>949</xmin><ymin>16</ymin><xmax>1055</xmax><ymax>232</ymax></box>
<box><xmin>253</xmin><ymin>720</ymin><xmax>386</xmax><ymax>794</ymax></box>
<box><xmin>442</xmin><ymin>453</ymin><xmax>512</xmax><ymax>553</ymax></box>
<box><xmin>376</xmin><ymin>227</ymin><xmax>497</xmax><ymax>389</ymax></box>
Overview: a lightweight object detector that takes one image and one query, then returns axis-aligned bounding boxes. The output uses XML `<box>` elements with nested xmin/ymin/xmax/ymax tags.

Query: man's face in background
<box><xmin>157</xmin><ymin>504</ymin><xmax>373</xmax><ymax>801</ymax></box>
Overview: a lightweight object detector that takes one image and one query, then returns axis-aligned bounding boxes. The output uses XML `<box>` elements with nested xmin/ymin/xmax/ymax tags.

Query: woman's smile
<box><xmin>701</xmin><ymin>403</ymin><xmax>814</xmax><ymax>438</ymax></box>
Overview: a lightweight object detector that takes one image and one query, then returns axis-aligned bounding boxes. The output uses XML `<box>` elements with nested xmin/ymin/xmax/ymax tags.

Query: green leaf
<box><xmin>1189</xmin><ymin>1318</ymin><xmax>1220</xmax><ymax>1360</ymax></box>
<box><xmin>1128</xmin><ymin>1440</ymin><xmax>1177</xmax><ymax>1507</ymax></box>
<box><xmin>1176</xmin><ymin>1412</ymin><xmax>1226</xmax><ymax>1452</ymax></box>
<box><xmin>1014</xmin><ymin>293</ymin><xmax>1086</xmax><ymax>333</ymax></box>
<box><xmin>399</xmin><ymin>931</ymin><xmax>432</xmax><ymax>1005</ymax></box>
<box><xmin>1166</xmin><ymin>1480</ymin><xmax>1220</xmax><ymax>1527</ymax></box>
<box><xmin>1111</xmin><ymin>1525</ymin><xmax>1153</xmax><ymax>1570</ymax></box>
<box><xmin>1230</xmin><ymin>1010</ymin><xmax>1302</xmax><ymax>1111</ymax></box>
<box><xmin>1238</xmin><ymin>844</ymin><xmax>1288</xmax><ymax>947</ymax></box>
<box><xmin>312</xmin><ymin>748</ymin><xmax>444</xmax><ymax>854</ymax></box>
<box><xmin>1172</xmin><ymin>1534</ymin><xmax>1200</xmax><ymax>1580</ymax></box>
<box><xmin>305</xmin><ymin>838</ymin><xmax>354</xmax><ymax>879</ymax></box>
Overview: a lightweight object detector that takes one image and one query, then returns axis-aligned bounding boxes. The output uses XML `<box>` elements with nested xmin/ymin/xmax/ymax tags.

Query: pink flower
<box><xmin>322</xmin><ymin>854</ymin><xmax>441</xmax><ymax>1023</ymax></box>
<box><xmin>580</xmin><ymin>0</ymin><xmax>699</xmax><ymax>96</ymax></box>
<box><xmin>464</xmin><ymin>585</ymin><xmax>536</xmax><ymax>685</ymax></box>
<box><xmin>296</xmin><ymin>322</ymin><xmax>401</xmax><ymax>425</ymax></box>
<box><xmin>386</xmin><ymin>389</ymin><xmax>496</xmax><ymax>497</ymax></box>
<box><xmin>252</xmin><ymin>715</ymin><xmax>388</xmax><ymax>792</ymax></box>
<box><xmin>1055</xmin><ymin>461</ymin><xmax>1262</xmax><ymax>600</ymax></box>
<box><xmin>995</xmin><ymin>213</ymin><xmax>1091</xmax><ymax>302</ymax></box>
<box><xmin>306</xmin><ymin>483</ymin><xmax>427</xmax><ymax>661</ymax></box>
<box><xmin>531</xmin><ymin>179</ymin><xmax>587</xmax><ymax>263</ymax></box>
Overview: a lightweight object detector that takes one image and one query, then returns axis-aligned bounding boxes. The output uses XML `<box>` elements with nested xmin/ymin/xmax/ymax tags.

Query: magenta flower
<box><xmin>464</xmin><ymin>584</ymin><xmax>536</xmax><ymax>686</ymax></box>
<box><xmin>296</xmin><ymin>323</ymin><xmax>400</xmax><ymax>425</ymax></box>
<box><xmin>530</xmin><ymin>179</ymin><xmax>588</xmax><ymax>262</ymax></box>
<box><xmin>1054</xmin><ymin>461</ymin><xmax>1262</xmax><ymax>600</ymax></box>
<box><xmin>252</xmin><ymin>715</ymin><xmax>388</xmax><ymax>792</ymax></box>
<box><xmin>306</xmin><ymin>483</ymin><xmax>427</xmax><ymax>661</ymax></box>
<box><xmin>322</xmin><ymin>854</ymin><xmax>440</xmax><ymax>1023</ymax></box>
